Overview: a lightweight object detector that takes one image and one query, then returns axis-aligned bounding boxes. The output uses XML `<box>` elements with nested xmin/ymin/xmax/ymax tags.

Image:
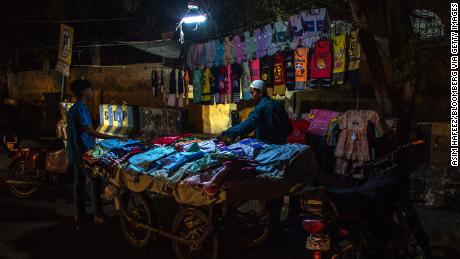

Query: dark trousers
<box><xmin>73</xmin><ymin>162</ymin><xmax>103</xmax><ymax>218</ymax></box>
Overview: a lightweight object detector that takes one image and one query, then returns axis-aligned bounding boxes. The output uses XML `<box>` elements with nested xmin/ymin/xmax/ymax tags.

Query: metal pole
<box><xmin>60</xmin><ymin>72</ymin><xmax>65</xmax><ymax>101</ymax></box>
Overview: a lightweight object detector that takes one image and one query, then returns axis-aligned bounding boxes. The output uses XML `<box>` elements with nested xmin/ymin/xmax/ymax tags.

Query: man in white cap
<box><xmin>222</xmin><ymin>80</ymin><xmax>292</xmax><ymax>144</ymax></box>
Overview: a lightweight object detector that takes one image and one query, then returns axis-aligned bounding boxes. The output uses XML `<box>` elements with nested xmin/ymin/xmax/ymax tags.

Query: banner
<box><xmin>55</xmin><ymin>24</ymin><xmax>74</xmax><ymax>77</ymax></box>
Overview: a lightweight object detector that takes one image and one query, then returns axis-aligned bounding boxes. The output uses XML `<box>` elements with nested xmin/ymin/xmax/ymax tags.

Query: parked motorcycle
<box><xmin>297</xmin><ymin>140</ymin><xmax>432</xmax><ymax>259</ymax></box>
<box><xmin>4</xmin><ymin>135</ymin><xmax>70</xmax><ymax>198</ymax></box>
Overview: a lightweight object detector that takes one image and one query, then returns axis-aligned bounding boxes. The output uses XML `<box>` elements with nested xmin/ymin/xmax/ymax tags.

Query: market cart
<box><xmin>84</xmin><ymin>136</ymin><xmax>318</xmax><ymax>259</ymax></box>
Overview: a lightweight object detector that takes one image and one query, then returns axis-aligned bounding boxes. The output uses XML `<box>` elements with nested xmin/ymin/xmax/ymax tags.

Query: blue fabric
<box><xmin>254</xmin><ymin>143</ymin><xmax>309</xmax><ymax>178</ymax></box>
<box><xmin>183</xmin><ymin>140</ymin><xmax>217</xmax><ymax>153</ymax></box>
<box><xmin>98</xmin><ymin>139</ymin><xmax>141</xmax><ymax>150</ymax></box>
<box><xmin>152</xmin><ymin>151</ymin><xmax>205</xmax><ymax>173</ymax></box>
<box><xmin>66</xmin><ymin>100</ymin><xmax>95</xmax><ymax>163</ymax></box>
<box><xmin>219</xmin><ymin>138</ymin><xmax>269</xmax><ymax>158</ymax></box>
<box><xmin>126</xmin><ymin>147</ymin><xmax>176</xmax><ymax>174</ymax></box>
<box><xmin>222</xmin><ymin>96</ymin><xmax>293</xmax><ymax>145</ymax></box>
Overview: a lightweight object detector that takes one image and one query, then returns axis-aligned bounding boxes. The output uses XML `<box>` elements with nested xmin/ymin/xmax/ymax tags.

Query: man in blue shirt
<box><xmin>222</xmin><ymin>80</ymin><xmax>293</xmax><ymax>235</ymax></box>
<box><xmin>222</xmin><ymin>80</ymin><xmax>292</xmax><ymax>144</ymax></box>
<box><xmin>66</xmin><ymin>79</ymin><xmax>124</xmax><ymax>225</ymax></box>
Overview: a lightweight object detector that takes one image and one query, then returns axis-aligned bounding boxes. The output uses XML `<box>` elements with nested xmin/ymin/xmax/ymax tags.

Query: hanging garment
<box><xmin>205</xmin><ymin>41</ymin><xmax>216</xmax><ymax>67</ymax></box>
<box><xmin>254</xmin><ymin>28</ymin><xmax>266</xmax><ymax>59</ymax></box>
<box><xmin>284</xmin><ymin>49</ymin><xmax>295</xmax><ymax>91</ymax></box>
<box><xmin>233</xmin><ymin>35</ymin><xmax>246</xmax><ymax>64</ymax></box>
<box><xmin>210</xmin><ymin>67</ymin><xmax>220</xmax><ymax>104</ymax></box>
<box><xmin>183</xmin><ymin>70</ymin><xmax>191</xmax><ymax>106</ymax></box>
<box><xmin>264</xmin><ymin>24</ymin><xmax>276</xmax><ymax>56</ymax></box>
<box><xmin>151</xmin><ymin>69</ymin><xmax>159</xmax><ymax>97</ymax></box>
<box><xmin>159</xmin><ymin>69</ymin><xmax>164</xmax><ymax>95</ymax></box>
<box><xmin>294</xmin><ymin>47</ymin><xmax>308</xmax><ymax>90</ymax></box>
<box><xmin>260</xmin><ymin>55</ymin><xmax>273</xmax><ymax>90</ymax></box>
<box><xmin>163</xmin><ymin>68</ymin><xmax>171</xmax><ymax>104</ymax></box>
<box><xmin>289</xmin><ymin>14</ymin><xmax>304</xmax><ymax>36</ymax></box>
<box><xmin>177</xmin><ymin>70</ymin><xmax>185</xmax><ymax>107</ymax></box>
<box><xmin>334</xmin><ymin>110</ymin><xmax>384</xmax><ymax>175</ymax></box>
<box><xmin>223</xmin><ymin>37</ymin><xmax>234</xmax><ymax>65</ymax></box>
<box><xmin>347</xmin><ymin>30</ymin><xmax>361</xmax><ymax>71</ymax></box>
<box><xmin>244</xmin><ymin>31</ymin><xmax>257</xmax><ymax>60</ymax></box>
<box><xmin>274</xmin><ymin>20</ymin><xmax>289</xmax><ymax>46</ymax></box>
<box><xmin>300</xmin><ymin>8</ymin><xmax>330</xmax><ymax>48</ymax></box>
<box><xmin>244</xmin><ymin>31</ymin><xmax>256</xmax><ymax>60</ymax></box>
<box><xmin>273</xmin><ymin>52</ymin><xmax>286</xmax><ymax>96</ymax></box>
<box><xmin>300</xmin><ymin>8</ymin><xmax>330</xmax><ymax>33</ymax></box>
<box><xmin>242</xmin><ymin>61</ymin><xmax>252</xmax><ymax>100</ymax></box>
<box><xmin>193</xmin><ymin>68</ymin><xmax>202</xmax><ymax>104</ymax></box>
<box><xmin>347</xmin><ymin>30</ymin><xmax>361</xmax><ymax>86</ymax></box>
<box><xmin>231</xmin><ymin>63</ymin><xmax>242</xmax><ymax>103</ymax></box>
<box><xmin>217</xmin><ymin>65</ymin><xmax>227</xmax><ymax>104</ymax></box>
<box><xmin>167</xmin><ymin>69</ymin><xmax>177</xmax><ymax>107</ymax></box>
<box><xmin>225</xmin><ymin>64</ymin><xmax>232</xmax><ymax>103</ymax></box>
<box><xmin>201</xmin><ymin>67</ymin><xmax>213</xmax><ymax>104</ymax></box>
<box><xmin>196</xmin><ymin>43</ymin><xmax>207</xmax><ymax>66</ymax></box>
<box><xmin>250</xmin><ymin>59</ymin><xmax>260</xmax><ymax>81</ymax></box>
<box><xmin>186</xmin><ymin>44</ymin><xmax>196</xmax><ymax>70</ymax></box>
<box><xmin>310</xmin><ymin>39</ymin><xmax>332</xmax><ymax>89</ymax></box>
<box><xmin>214</xmin><ymin>39</ymin><xmax>225</xmax><ymax>67</ymax></box>
<box><xmin>332</xmin><ymin>34</ymin><xmax>347</xmax><ymax>85</ymax></box>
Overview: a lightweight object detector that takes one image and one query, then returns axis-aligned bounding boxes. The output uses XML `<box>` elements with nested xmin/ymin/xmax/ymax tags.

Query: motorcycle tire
<box><xmin>7</xmin><ymin>160</ymin><xmax>39</xmax><ymax>198</ymax></box>
<box><xmin>119</xmin><ymin>190</ymin><xmax>155</xmax><ymax>249</ymax></box>
<box><xmin>172</xmin><ymin>207</ymin><xmax>218</xmax><ymax>259</ymax></box>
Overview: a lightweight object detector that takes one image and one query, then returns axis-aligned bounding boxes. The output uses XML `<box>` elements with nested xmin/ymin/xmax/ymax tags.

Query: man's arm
<box><xmin>84</xmin><ymin>125</ymin><xmax>126</xmax><ymax>140</ymax></box>
<box><xmin>222</xmin><ymin>107</ymin><xmax>261</xmax><ymax>137</ymax></box>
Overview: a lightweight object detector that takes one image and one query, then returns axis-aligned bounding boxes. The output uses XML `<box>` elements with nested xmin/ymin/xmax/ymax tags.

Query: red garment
<box><xmin>288</xmin><ymin>119</ymin><xmax>310</xmax><ymax>144</ymax></box>
<box><xmin>250</xmin><ymin>59</ymin><xmax>260</xmax><ymax>81</ymax></box>
<box><xmin>273</xmin><ymin>52</ymin><xmax>286</xmax><ymax>86</ymax></box>
<box><xmin>182</xmin><ymin>158</ymin><xmax>255</xmax><ymax>197</ymax></box>
<box><xmin>310</xmin><ymin>39</ymin><xmax>332</xmax><ymax>79</ymax></box>
<box><xmin>152</xmin><ymin>135</ymin><xmax>182</xmax><ymax>145</ymax></box>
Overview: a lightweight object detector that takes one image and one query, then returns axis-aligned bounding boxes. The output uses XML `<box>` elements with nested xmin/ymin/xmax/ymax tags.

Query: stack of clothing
<box><xmin>83</xmin><ymin>136</ymin><xmax>314</xmax><ymax>205</ymax></box>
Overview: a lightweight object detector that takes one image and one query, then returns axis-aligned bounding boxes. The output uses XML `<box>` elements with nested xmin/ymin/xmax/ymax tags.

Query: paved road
<box><xmin>0</xmin><ymin>152</ymin><xmax>302</xmax><ymax>259</ymax></box>
<box><xmin>1</xmin><ymin>151</ymin><xmax>458</xmax><ymax>259</ymax></box>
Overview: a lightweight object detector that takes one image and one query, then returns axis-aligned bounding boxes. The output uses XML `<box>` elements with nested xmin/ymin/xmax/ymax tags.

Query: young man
<box><xmin>66</xmin><ymin>79</ymin><xmax>124</xmax><ymax>224</ymax></box>
<box><xmin>222</xmin><ymin>80</ymin><xmax>292</xmax><ymax>144</ymax></box>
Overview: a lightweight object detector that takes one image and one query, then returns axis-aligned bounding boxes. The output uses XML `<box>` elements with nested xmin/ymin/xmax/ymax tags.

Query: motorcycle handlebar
<box><xmin>342</xmin><ymin>139</ymin><xmax>425</xmax><ymax>178</ymax></box>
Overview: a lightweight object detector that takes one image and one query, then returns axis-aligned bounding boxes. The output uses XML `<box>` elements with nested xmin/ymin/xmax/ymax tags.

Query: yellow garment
<box><xmin>332</xmin><ymin>34</ymin><xmax>346</xmax><ymax>74</ymax></box>
<box><xmin>347</xmin><ymin>30</ymin><xmax>361</xmax><ymax>71</ymax></box>
<box><xmin>202</xmin><ymin>68</ymin><xmax>212</xmax><ymax>102</ymax></box>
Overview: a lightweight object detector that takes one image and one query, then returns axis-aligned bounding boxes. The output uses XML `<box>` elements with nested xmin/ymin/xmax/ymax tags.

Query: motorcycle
<box><xmin>297</xmin><ymin>140</ymin><xmax>432</xmax><ymax>259</ymax></box>
<box><xmin>4</xmin><ymin>135</ymin><xmax>70</xmax><ymax>198</ymax></box>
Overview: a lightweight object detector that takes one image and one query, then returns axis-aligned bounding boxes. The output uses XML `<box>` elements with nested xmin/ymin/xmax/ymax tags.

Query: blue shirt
<box><xmin>66</xmin><ymin>100</ymin><xmax>95</xmax><ymax>163</ymax></box>
<box><xmin>223</xmin><ymin>96</ymin><xmax>293</xmax><ymax>144</ymax></box>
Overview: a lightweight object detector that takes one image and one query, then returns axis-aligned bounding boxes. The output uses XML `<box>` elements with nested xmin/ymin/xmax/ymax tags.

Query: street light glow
<box><xmin>182</xmin><ymin>14</ymin><xmax>207</xmax><ymax>24</ymax></box>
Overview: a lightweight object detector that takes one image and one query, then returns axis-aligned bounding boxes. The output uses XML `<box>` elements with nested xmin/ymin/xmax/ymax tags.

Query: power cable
<box><xmin>0</xmin><ymin>17</ymin><xmax>135</xmax><ymax>23</ymax></box>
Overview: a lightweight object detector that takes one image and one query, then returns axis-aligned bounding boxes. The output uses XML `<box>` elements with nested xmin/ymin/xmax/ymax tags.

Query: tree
<box><xmin>347</xmin><ymin>0</ymin><xmax>440</xmax><ymax>144</ymax></box>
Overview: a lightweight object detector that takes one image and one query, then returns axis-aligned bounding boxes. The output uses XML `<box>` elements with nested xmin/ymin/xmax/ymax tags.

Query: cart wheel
<box><xmin>119</xmin><ymin>191</ymin><xmax>154</xmax><ymax>249</ymax></box>
<box><xmin>7</xmin><ymin>160</ymin><xmax>39</xmax><ymax>198</ymax></box>
<box><xmin>172</xmin><ymin>208</ymin><xmax>218</xmax><ymax>259</ymax></box>
<box><xmin>234</xmin><ymin>200</ymin><xmax>271</xmax><ymax>247</ymax></box>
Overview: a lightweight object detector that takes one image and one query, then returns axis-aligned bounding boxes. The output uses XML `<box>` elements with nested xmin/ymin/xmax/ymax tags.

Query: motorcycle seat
<box><xmin>324</xmin><ymin>176</ymin><xmax>407</xmax><ymax>217</ymax></box>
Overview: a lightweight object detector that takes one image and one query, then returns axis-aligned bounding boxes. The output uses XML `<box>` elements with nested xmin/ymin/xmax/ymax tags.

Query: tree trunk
<box><xmin>348</xmin><ymin>0</ymin><xmax>419</xmax><ymax>144</ymax></box>
<box><xmin>348</xmin><ymin>0</ymin><xmax>395</xmax><ymax>118</ymax></box>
